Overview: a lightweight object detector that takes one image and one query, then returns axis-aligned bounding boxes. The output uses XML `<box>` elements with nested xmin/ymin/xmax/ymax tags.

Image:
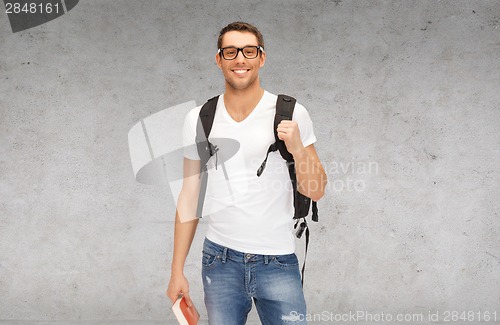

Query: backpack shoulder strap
<box><xmin>197</xmin><ymin>95</ymin><xmax>219</xmax><ymax>141</ymax></box>
<box><xmin>195</xmin><ymin>95</ymin><xmax>219</xmax><ymax>219</ymax></box>
<box><xmin>256</xmin><ymin>94</ymin><xmax>296</xmax><ymax>176</ymax></box>
<box><xmin>258</xmin><ymin>94</ymin><xmax>318</xmax><ymax>286</ymax></box>
<box><xmin>275</xmin><ymin>94</ymin><xmax>296</xmax><ymax>162</ymax></box>
<box><xmin>196</xmin><ymin>96</ymin><xmax>219</xmax><ymax>164</ymax></box>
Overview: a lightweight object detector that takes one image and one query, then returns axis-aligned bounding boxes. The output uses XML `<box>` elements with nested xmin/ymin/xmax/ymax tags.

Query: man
<box><xmin>167</xmin><ymin>22</ymin><xmax>327</xmax><ymax>324</ymax></box>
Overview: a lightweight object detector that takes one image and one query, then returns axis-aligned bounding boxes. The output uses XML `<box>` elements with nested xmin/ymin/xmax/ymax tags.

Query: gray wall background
<box><xmin>1</xmin><ymin>0</ymin><xmax>499</xmax><ymax>323</ymax></box>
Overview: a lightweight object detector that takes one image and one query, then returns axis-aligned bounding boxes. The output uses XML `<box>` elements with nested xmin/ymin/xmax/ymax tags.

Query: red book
<box><xmin>172</xmin><ymin>295</ymin><xmax>200</xmax><ymax>325</ymax></box>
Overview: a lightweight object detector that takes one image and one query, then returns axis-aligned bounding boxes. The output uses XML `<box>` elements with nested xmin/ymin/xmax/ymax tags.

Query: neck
<box><xmin>224</xmin><ymin>79</ymin><xmax>264</xmax><ymax>115</ymax></box>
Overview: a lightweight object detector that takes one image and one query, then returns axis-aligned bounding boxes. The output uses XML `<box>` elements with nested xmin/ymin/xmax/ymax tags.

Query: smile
<box><xmin>233</xmin><ymin>69</ymin><xmax>250</xmax><ymax>75</ymax></box>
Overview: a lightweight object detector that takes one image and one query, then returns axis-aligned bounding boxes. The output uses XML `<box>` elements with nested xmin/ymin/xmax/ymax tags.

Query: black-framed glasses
<box><xmin>218</xmin><ymin>46</ymin><xmax>264</xmax><ymax>60</ymax></box>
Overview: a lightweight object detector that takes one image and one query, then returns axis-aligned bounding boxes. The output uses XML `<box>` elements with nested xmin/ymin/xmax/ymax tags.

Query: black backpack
<box><xmin>195</xmin><ymin>94</ymin><xmax>318</xmax><ymax>282</ymax></box>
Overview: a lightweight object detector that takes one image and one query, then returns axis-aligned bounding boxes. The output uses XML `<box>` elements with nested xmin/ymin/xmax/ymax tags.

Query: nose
<box><xmin>234</xmin><ymin>49</ymin><xmax>246</xmax><ymax>62</ymax></box>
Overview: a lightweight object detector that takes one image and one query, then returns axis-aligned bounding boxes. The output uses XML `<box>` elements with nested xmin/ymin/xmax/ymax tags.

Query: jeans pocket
<box><xmin>202</xmin><ymin>251</ymin><xmax>218</xmax><ymax>268</ymax></box>
<box><xmin>271</xmin><ymin>253</ymin><xmax>299</xmax><ymax>269</ymax></box>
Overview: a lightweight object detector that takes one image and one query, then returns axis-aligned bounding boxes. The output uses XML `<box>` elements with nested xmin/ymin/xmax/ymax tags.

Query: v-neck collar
<box><xmin>220</xmin><ymin>91</ymin><xmax>269</xmax><ymax>125</ymax></box>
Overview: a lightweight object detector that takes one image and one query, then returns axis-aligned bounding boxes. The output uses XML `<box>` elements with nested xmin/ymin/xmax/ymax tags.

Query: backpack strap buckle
<box><xmin>294</xmin><ymin>219</ymin><xmax>308</xmax><ymax>239</ymax></box>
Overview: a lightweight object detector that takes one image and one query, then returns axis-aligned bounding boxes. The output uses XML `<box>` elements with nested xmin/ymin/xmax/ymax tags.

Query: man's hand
<box><xmin>167</xmin><ymin>272</ymin><xmax>193</xmax><ymax>306</ymax></box>
<box><xmin>277</xmin><ymin>120</ymin><xmax>305</xmax><ymax>157</ymax></box>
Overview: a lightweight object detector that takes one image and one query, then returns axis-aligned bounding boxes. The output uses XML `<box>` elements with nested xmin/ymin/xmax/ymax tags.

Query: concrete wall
<box><xmin>1</xmin><ymin>0</ymin><xmax>499</xmax><ymax>323</ymax></box>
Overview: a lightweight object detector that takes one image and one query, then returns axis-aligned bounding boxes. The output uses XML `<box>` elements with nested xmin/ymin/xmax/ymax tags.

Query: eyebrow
<box><xmin>221</xmin><ymin>44</ymin><xmax>259</xmax><ymax>48</ymax></box>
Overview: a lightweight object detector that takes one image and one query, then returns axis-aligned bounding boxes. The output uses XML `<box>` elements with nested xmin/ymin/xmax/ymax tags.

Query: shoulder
<box><xmin>185</xmin><ymin>94</ymin><xmax>222</xmax><ymax>121</ymax></box>
<box><xmin>266</xmin><ymin>91</ymin><xmax>308</xmax><ymax>111</ymax></box>
<box><xmin>292</xmin><ymin>102</ymin><xmax>313</xmax><ymax>128</ymax></box>
<box><xmin>264</xmin><ymin>90</ymin><xmax>311</xmax><ymax>120</ymax></box>
<box><xmin>258</xmin><ymin>90</ymin><xmax>277</xmax><ymax>109</ymax></box>
<box><xmin>184</xmin><ymin>94</ymin><xmax>226</xmax><ymax>128</ymax></box>
<box><xmin>185</xmin><ymin>104</ymin><xmax>202</xmax><ymax>123</ymax></box>
<box><xmin>293</xmin><ymin>101</ymin><xmax>308</xmax><ymax>114</ymax></box>
<box><xmin>270</xmin><ymin>92</ymin><xmax>310</xmax><ymax>120</ymax></box>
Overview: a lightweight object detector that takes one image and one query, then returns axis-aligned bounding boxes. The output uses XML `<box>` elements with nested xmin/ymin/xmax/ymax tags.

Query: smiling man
<box><xmin>167</xmin><ymin>22</ymin><xmax>327</xmax><ymax>325</ymax></box>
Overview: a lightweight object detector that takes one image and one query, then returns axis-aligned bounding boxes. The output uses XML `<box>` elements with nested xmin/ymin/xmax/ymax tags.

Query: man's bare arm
<box><xmin>277</xmin><ymin>120</ymin><xmax>327</xmax><ymax>201</ymax></box>
<box><xmin>167</xmin><ymin>158</ymin><xmax>201</xmax><ymax>305</ymax></box>
<box><xmin>293</xmin><ymin>144</ymin><xmax>327</xmax><ymax>201</ymax></box>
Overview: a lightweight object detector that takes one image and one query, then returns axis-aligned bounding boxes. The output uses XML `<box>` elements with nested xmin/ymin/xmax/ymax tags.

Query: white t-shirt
<box><xmin>183</xmin><ymin>91</ymin><xmax>316</xmax><ymax>255</ymax></box>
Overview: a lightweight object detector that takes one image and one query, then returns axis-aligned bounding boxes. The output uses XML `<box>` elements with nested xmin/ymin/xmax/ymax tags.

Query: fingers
<box><xmin>277</xmin><ymin>121</ymin><xmax>297</xmax><ymax>133</ymax></box>
<box><xmin>183</xmin><ymin>292</ymin><xmax>193</xmax><ymax>307</ymax></box>
<box><xmin>277</xmin><ymin>120</ymin><xmax>299</xmax><ymax>141</ymax></box>
<box><xmin>166</xmin><ymin>275</ymin><xmax>191</xmax><ymax>304</ymax></box>
<box><xmin>166</xmin><ymin>290</ymin><xmax>192</xmax><ymax>307</ymax></box>
<box><xmin>166</xmin><ymin>287</ymin><xmax>179</xmax><ymax>303</ymax></box>
<box><xmin>276</xmin><ymin>120</ymin><xmax>305</xmax><ymax>156</ymax></box>
<box><xmin>167</xmin><ymin>288</ymin><xmax>191</xmax><ymax>305</ymax></box>
<box><xmin>278</xmin><ymin>120</ymin><xmax>295</xmax><ymax>128</ymax></box>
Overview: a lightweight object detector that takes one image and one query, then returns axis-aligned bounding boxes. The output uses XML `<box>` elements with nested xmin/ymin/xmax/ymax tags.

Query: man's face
<box><xmin>216</xmin><ymin>31</ymin><xmax>266</xmax><ymax>91</ymax></box>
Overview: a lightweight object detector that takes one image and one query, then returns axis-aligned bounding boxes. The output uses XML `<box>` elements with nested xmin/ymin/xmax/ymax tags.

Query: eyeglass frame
<box><xmin>217</xmin><ymin>46</ymin><xmax>265</xmax><ymax>60</ymax></box>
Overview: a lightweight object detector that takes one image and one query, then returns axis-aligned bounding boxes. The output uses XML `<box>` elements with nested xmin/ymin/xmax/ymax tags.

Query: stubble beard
<box><xmin>225</xmin><ymin>73</ymin><xmax>259</xmax><ymax>92</ymax></box>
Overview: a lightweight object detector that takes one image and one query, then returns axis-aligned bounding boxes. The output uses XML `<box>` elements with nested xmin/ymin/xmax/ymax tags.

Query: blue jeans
<box><xmin>201</xmin><ymin>238</ymin><xmax>307</xmax><ymax>325</ymax></box>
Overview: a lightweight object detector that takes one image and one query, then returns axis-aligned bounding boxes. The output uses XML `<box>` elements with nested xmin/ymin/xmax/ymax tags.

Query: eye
<box><xmin>224</xmin><ymin>48</ymin><xmax>237</xmax><ymax>56</ymax></box>
<box><xmin>243</xmin><ymin>47</ymin><xmax>257</xmax><ymax>56</ymax></box>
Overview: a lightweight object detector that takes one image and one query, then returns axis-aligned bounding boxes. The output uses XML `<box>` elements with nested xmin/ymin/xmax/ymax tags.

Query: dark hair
<box><xmin>217</xmin><ymin>21</ymin><xmax>264</xmax><ymax>49</ymax></box>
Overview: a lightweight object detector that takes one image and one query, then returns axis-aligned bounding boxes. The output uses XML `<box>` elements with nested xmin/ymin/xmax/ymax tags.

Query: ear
<box><xmin>215</xmin><ymin>52</ymin><xmax>222</xmax><ymax>69</ymax></box>
<box><xmin>259</xmin><ymin>50</ymin><xmax>266</xmax><ymax>68</ymax></box>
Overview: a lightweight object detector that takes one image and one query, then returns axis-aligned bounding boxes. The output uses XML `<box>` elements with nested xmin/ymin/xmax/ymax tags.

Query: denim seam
<box><xmin>222</xmin><ymin>247</ymin><xmax>228</xmax><ymax>263</ymax></box>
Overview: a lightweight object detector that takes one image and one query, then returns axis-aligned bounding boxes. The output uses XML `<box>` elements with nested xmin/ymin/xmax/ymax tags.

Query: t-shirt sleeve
<box><xmin>293</xmin><ymin>102</ymin><xmax>317</xmax><ymax>147</ymax></box>
<box><xmin>182</xmin><ymin>106</ymin><xmax>201</xmax><ymax>160</ymax></box>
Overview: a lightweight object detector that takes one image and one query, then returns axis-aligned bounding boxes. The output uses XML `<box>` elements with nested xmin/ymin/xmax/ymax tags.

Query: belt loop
<box><xmin>222</xmin><ymin>247</ymin><xmax>228</xmax><ymax>263</ymax></box>
<box><xmin>264</xmin><ymin>255</ymin><xmax>269</xmax><ymax>265</ymax></box>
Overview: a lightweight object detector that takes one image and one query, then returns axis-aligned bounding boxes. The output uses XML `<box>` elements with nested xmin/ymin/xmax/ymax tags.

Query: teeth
<box><xmin>234</xmin><ymin>70</ymin><xmax>248</xmax><ymax>74</ymax></box>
